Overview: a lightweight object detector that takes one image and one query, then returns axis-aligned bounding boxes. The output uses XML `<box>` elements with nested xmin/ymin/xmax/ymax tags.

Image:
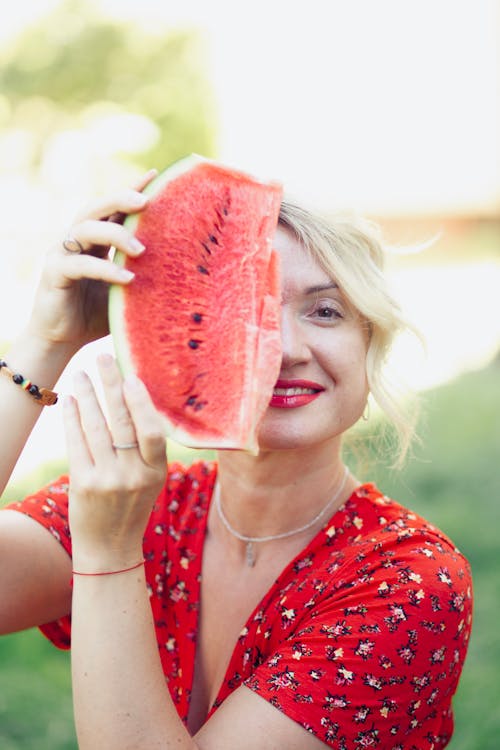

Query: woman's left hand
<box><xmin>63</xmin><ymin>354</ymin><xmax>167</xmax><ymax>570</ymax></box>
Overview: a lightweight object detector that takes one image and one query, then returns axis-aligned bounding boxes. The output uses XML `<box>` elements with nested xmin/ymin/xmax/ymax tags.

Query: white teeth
<box><xmin>273</xmin><ymin>387</ymin><xmax>317</xmax><ymax>396</ymax></box>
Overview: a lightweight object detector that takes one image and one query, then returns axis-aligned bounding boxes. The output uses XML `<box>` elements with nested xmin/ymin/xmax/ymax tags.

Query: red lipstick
<box><xmin>270</xmin><ymin>379</ymin><xmax>324</xmax><ymax>408</ymax></box>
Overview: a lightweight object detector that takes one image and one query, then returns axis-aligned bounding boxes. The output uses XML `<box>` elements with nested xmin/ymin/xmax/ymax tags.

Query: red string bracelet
<box><xmin>72</xmin><ymin>560</ymin><xmax>145</xmax><ymax>577</ymax></box>
<box><xmin>0</xmin><ymin>359</ymin><xmax>58</xmax><ymax>406</ymax></box>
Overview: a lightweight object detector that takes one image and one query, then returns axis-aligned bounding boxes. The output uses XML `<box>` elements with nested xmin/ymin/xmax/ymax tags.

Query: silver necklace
<box><xmin>214</xmin><ymin>465</ymin><xmax>349</xmax><ymax>567</ymax></box>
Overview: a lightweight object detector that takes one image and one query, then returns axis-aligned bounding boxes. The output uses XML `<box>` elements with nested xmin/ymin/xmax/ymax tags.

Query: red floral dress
<box><xmin>7</xmin><ymin>461</ymin><xmax>473</xmax><ymax>748</ymax></box>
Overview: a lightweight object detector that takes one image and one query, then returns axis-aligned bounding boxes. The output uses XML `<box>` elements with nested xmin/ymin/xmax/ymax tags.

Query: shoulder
<box><xmin>319</xmin><ymin>482</ymin><xmax>472</xmax><ymax>610</ymax></box>
<box><xmin>301</xmin><ymin>484</ymin><xmax>473</xmax><ymax>694</ymax></box>
<box><xmin>249</xmin><ymin>483</ymin><xmax>472</xmax><ymax>641</ymax></box>
<box><xmin>330</xmin><ymin>482</ymin><xmax>470</xmax><ymax>568</ymax></box>
<box><xmin>3</xmin><ymin>474</ymin><xmax>72</xmax><ymax>552</ymax></box>
<box><xmin>260</xmin><ymin>482</ymin><xmax>473</xmax><ymax>672</ymax></box>
<box><xmin>241</xmin><ymin>485</ymin><xmax>473</xmax><ymax>747</ymax></box>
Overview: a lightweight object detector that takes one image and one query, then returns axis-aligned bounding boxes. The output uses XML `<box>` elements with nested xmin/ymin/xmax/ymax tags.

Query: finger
<box><xmin>130</xmin><ymin>168</ymin><xmax>158</xmax><ymax>193</ymax></box>
<box><xmin>97</xmin><ymin>354</ymin><xmax>138</xmax><ymax>449</ymax></box>
<box><xmin>72</xmin><ymin>370</ymin><xmax>115</xmax><ymax>464</ymax></box>
<box><xmin>106</xmin><ymin>171</ymin><xmax>158</xmax><ymax>225</ymax></box>
<box><xmin>122</xmin><ymin>375</ymin><xmax>166</xmax><ymax>470</ymax></box>
<box><xmin>52</xmin><ymin>251</ymin><xmax>135</xmax><ymax>286</ymax></box>
<box><xmin>63</xmin><ymin>395</ymin><xmax>94</xmax><ymax>470</ymax></box>
<box><xmin>66</xmin><ymin>218</ymin><xmax>145</xmax><ymax>257</ymax></box>
<box><xmin>74</xmin><ymin>188</ymin><xmax>149</xmax><ymax>223</ymax></box>
<box><xmin>73</xmin><ymin>170</ymin><xmax>157</xmax><ymax>224</ymax></box>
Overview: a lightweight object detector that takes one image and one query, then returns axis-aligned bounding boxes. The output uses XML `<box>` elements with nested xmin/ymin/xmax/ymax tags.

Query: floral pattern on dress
<box><xmin>7</xmin><ymin>461</ymin><xmax>472</xmax><ymax>748</ymax></box>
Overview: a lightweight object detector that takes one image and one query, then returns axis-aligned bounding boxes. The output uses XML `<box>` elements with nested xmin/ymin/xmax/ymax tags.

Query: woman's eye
<box><xmin>312</xmin><ymin>304</ymin><xmax>343</xmax><ymax>321</ymax></box>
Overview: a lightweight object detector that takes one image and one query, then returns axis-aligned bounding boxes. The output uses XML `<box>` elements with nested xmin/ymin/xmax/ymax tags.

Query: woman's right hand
<box><xmin>26</xmin><ymin>169</ymin><xmax>157</xmax><ymax>357</ymax></box>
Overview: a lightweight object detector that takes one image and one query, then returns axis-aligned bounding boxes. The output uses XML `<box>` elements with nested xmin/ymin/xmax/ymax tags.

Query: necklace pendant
<box><xmin>246</xmin><ymin>541</ymin><xmax>256</xmax><ymax>567</ymax></box>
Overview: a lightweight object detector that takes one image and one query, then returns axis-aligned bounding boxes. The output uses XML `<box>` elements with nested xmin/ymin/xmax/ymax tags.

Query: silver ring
<box><xmin>112</xmin><ymin>442</ymin><xmax>139</xmax><ymax>450</ymax></box>
<box><xmin>62</xmin><ymin>236</ymin><xmax>85</xmax><ymax>254</ymax></box>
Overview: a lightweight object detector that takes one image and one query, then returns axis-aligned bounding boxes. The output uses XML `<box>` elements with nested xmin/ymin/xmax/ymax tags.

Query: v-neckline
<box><xmin>185</xmin><ymin>469</ymin><xmax>364</xmax><ymax>726</ymax></box>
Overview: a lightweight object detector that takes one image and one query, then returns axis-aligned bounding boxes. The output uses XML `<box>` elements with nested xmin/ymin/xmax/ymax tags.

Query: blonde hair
<box><xmin>278</xmin><ymin>199</ymin><xmax>420</xmax><ymax>468</ymax></box>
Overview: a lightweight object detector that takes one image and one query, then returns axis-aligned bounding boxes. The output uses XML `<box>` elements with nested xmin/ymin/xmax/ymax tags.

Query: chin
<box><xmin>256</xmin><ymin>405</ymin><xmax>365</xmax><ymax>454</ymax></box>
<box><xmin>256</xmin><ymin>421</ymin><xmax>331</xmax><ymax>453</ymax></box>
<box><xmin>256</xmin><ymin>434</ymin><xmax>304</xmax><ymax>453</ymax></box>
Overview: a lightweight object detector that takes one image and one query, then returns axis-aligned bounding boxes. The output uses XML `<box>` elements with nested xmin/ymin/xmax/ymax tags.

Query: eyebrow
<box><xmin>304</xmin><ymin>282</ymin><xmax>339</xmax><ymax>295</ymax></box>
<box><xmin>281</xmin><ymin>281</ymin><xmax>339</xmax><ymax>303</ymax></box>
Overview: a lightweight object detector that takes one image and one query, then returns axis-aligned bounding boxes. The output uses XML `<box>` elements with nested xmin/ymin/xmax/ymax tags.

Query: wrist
<box><xmin>71</xmin><ymin>545</ymin><xmax>145</xmax><ymax>574</ymax></box>
<box><xmin>5</xmin><ymin>330</ymin><xmax>75</xmax><ymax>384</ymax></box>
<box><xmin>72</xmin><ymin>559</ymin><xmax>145</xmax><ymax>577</ymax></box>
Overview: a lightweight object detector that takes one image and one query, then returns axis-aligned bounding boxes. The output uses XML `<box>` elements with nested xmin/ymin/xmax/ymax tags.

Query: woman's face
<box><xmin>258</xmin><ymin>226</ymin><xmax>369</xmax><ymax>451</ymax></box>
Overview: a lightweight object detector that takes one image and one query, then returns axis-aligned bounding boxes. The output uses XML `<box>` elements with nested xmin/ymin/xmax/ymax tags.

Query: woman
<box><xmin>0</xmin><ymin>170</ymin><xmax>472</xmax><ymax>749</ymax></box>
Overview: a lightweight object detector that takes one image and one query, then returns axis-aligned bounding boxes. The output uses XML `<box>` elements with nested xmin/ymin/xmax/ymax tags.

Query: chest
<box><xmin>186</xmin><ymin>540</ymin><xmax>292</xmax><ymax>733</ymax></box>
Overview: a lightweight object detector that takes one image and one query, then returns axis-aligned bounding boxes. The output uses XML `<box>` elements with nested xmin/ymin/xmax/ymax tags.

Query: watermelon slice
<box><xmin>109</xmin><ymin>155</ymin><xmax>283</xmax><ymax>453</ymax></box>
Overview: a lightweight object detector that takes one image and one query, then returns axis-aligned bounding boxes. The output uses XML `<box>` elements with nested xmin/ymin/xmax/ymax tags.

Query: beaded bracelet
<box><xmin>0</xmin><ymin>359</ymin><xmax>58</xmax><ymax>406</ymax></box>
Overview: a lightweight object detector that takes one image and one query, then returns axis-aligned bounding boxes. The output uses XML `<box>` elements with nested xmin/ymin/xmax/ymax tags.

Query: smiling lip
<box><xmin>270</xmin><ymin>379</ymin><xmax>325</xmax><ymax>408</ymax></box>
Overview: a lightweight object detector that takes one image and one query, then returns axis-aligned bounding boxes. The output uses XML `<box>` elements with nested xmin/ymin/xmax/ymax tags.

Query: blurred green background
<box><xmin>0</xmin><ymin>1</ymin><xmax>498</xmax><ymax>748</ymax></box>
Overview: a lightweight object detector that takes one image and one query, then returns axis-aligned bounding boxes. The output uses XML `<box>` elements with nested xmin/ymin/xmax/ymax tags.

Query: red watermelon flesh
<box><xmin>109</xmin><ymin>155</ymin><xmax>283</xmax><ymax>453</ymax></box>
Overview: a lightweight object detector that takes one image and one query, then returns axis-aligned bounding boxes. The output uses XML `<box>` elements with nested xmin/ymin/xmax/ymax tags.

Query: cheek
<box><xmin>343</xmin><ymin>354</ymin><xmax>369</xmax><ymax>407</ymax></box>
<box><xmin>322</xmin><ymin>330</ymin><xmax>368</xmax><ymax>386</ymax></box>
<box><xmin>337</xmin><ymin>343</ymin><xmax>370</xmax><ymax>424</ymax></box>
<box><xmin>350</xmin><ymin>345</ymin><xmax>369</xmax><ymax>388</ymax></box>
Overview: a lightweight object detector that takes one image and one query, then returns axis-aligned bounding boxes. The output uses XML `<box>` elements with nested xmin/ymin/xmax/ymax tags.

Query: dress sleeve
<box><xmin>244</xmin><ymin>532</ymin><xmax>473</xmax><ymax>748</ymax></box>
<box><xmin>3</xmin><ymin>462</ymin><xmax>211</xmax><ymax>654</ymax></box>
<box><xmin>5</xmin><ymin>475</ymin><xmax>73</xmax><ymax>649</ymax></box>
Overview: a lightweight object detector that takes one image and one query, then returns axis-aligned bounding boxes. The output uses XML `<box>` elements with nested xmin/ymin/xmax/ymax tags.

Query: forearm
<box><xmin>0</xmin><ymin>332</ymin><xmax>72</xmax><ymax>495</ymax></box>
<box><xmin>65</xmin><ymin>349</ymin><xmax>194</xmax><ymax>747</ymax></box>
<box><xmin>71</xmin><ymin>566</ymin><xmax>198</xmax><ymax>750</ymax></box>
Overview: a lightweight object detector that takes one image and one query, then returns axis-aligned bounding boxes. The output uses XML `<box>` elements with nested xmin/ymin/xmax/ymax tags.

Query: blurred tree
<box><xmin>0</xmin><ymin>0</ymin><xmax>216</xmax><ymax>172</ymax></box>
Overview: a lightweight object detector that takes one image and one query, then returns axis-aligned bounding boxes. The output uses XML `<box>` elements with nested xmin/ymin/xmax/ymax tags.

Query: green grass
<box><xmin>0</xmin><ymin>630</ymin><xmax>75</xmax><ymax>749</ymax></box>
<box><xmin>365</xmin><ymin>359</ymin><xmax>500</xmax><ymax>750</ymax></box>
<box><xmin>0</xmin><ymin>358</ymin><xmax>498</xmax><ymax>748</ymax></box>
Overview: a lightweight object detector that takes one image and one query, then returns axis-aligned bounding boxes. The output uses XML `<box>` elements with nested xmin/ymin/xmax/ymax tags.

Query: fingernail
<box><xmin>64</xmin><ymin>394</ymin><xmax>76</xmax><ymax>409</ymax></box>
<box><xmin>131</xmin><ymin>192</ymin><xmax>148</xmax><ymax>208</ymax></box>
<box><xmin>118</xmin><ymin>269</ymin><xmax>135</xmax><ymax>281</ymax></box>
<box><xmin>129</xmin><ymin>237</ymin><xmax>145</xmax><ymax>254</ymax></box>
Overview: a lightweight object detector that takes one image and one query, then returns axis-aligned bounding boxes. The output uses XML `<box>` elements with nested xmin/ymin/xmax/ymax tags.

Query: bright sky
<box><xmin>0</xmin><ymin>0</ymin><xmax>499</xmax><ymax>479</ymax></box>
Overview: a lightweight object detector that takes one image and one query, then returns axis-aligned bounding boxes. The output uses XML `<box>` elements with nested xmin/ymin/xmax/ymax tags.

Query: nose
<box><xmin>280</xmin><ymin>306</ymin><xmax>311</xmax><ymax>369</ymax></box>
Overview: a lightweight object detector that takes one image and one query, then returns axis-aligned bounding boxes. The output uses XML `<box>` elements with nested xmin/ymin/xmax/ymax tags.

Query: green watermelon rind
<box><xmin>108</xmin><ymin>154</ymin><xmax>281</xmax><ymax>452</ymax></box>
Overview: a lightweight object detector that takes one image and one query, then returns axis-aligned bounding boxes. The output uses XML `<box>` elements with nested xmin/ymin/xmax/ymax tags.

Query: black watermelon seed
<box><xmin>188</xmin><ymin>339</ymin><xmax>201</xmax><ymax>349</ymax></box>
<box><xmin>186</xmin><ymin>396</ymin><xmax>197</xmax><ymax>406</ymax></box>
<box><xmin>209</xmin><ymin>235</ymin><xmax>219</xmax><ymax>245</ymax></box>
<box><xmin>197</xmin><ymin>265</ymin><xmax>209</xmax><ymax>275</ymax></box>
<box><xmin>192</xmin><ymin>312</ymin><xmax>203</xmax><ymax>323</ymax></box>
<box><xmin>201</xmin><ymin>242</ymin><xmax>211</xmax><ymax>254</ymax></box>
